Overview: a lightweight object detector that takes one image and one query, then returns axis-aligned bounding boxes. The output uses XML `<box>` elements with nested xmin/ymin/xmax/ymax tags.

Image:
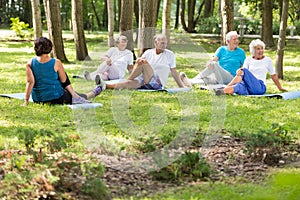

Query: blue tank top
<box><xmin>31</xmin><ymin>57</ymin><xmax>64</xmax><ymax>102</ymax></box>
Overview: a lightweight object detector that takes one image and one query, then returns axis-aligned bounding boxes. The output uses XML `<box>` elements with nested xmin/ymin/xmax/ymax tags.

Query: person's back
<box><xmin>31</xmin><ymin>57</ymin><xmax>63</xmax><ymax>102</ymax></box>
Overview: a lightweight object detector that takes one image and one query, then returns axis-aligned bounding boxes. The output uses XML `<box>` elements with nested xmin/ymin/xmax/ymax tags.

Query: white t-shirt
<box><xmin>141</xmin><ymin>48</ymin><xmax>176</xmax><ymax>87</ymax></box>
<box><xmin>243</xmin><ymin>56</ymin><xmax>275</xmax><ymax>85</ymax></box>
<box><xmin>106</xmin><ymin>47</ymin><xmax>134</xmax><ymax>78</ymax></box>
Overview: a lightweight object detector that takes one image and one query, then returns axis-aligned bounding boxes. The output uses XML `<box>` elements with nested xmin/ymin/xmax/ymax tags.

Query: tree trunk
<box><xmin>275</xmin><ymin>0</ymin><xmax>289</xmax><ymax>79</ymax></box>
<box><xmin>220</xmin><ymin>0</ymin><xmax>234</xmax><ymax>45</ymax></box>
<box><xmin>91</xmin><ymin>0</ymin><xmax>102</xmax><ymax>30</ymax></box>
<box><xmin>174</xmin><ymin>0</ymin><xmax>180</xmax><ymax>29</ymax></box>
<box><xmin>180</xmin><ymin>0</ymin><xmax>187</xmax><ymax>32</ymax></box>
<box><xmin>30</xmin><ymin>0</ymin><xmax>42</xmax><ymax>39</ymax></box>
<box><xmin>138</xmin><ymin>0</ymin><xmax>158</xmax><ymax>56</ymax></box>
<box><xmin>119</xmin><ymin>0</ymin><xmax>135</xmax><ymax>59</ymax></box>
<box><xmin>262</xmin><ymin>0</ymin><xmax>275</xmax><ymax>48</ymax></box>
<box><xmin>43</xmin><ymin>0</ymin><xmax>68</xmax><ymax>62</ymax></box>
<box><xmin>203</xmin><ymin>0</ymin><xmax>214</xmax><ymax>18</ymax></box>
<box><xmin>71</xmin><ymin>0</ymin><xmax>90</xmax><ymax>61</ymax></box>
<box><xmin>107</xmin><ymin>0</ymin><xmax>115</xmax><ymax>47</ymax></box>
<box><xmin>187</xmin><ymin>0</ymin><xmax>196</xmax><ymax>33</ymax></box>
<box><xmin>162</xmin><ymin>0</ymin><xmax>172</xmax><ymax>48</ymax></box>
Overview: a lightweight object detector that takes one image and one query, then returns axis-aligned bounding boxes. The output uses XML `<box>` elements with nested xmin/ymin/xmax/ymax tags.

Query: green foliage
<box><xmin>10</xmin><ymin>17</ymin><xmax>32</xmax><ymax>38</ymax></box>
<box><xmin>151</xmin><ymin>152</ymin><xmax>210</xmax><ymax>182</ymax></box>
<box><xmin>196</xmin><ymin>16</ymin><xmax>221</xmax><ymax>34</ymax></box>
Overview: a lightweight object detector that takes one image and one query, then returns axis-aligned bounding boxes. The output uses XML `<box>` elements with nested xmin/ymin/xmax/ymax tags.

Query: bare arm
<box><xmin>23</xmin><ymin>60</ymin><xmax>35</xmax><ymax>106</ymax></box>
<box><xmin>127</xmin><ymin>64</ymin><xmax>133</xmax><ymax>74</ymax></box>
<box><xmin>271</xmin><ymin>74</ymin><xmax>287</xmax><ymax>92</ymax></box>
<box><xmin>171</xmin><ymin>68</ymin><xmax>185</xmax><ymax>88</ymax></box>
<box><xmin>54</xmin><ymin>59</ymin><xmax>67</xmax><ymax>83</ymax></box>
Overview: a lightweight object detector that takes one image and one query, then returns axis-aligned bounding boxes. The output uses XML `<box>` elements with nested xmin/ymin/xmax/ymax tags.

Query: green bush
<box><xmin>10</xmin><ymin>17</ymin><xmax>33</xmax><ymax>38</ymax></box>
<box><xmin>196</xmin><ymin>16</ymin><xmax>221</xmax><ymax>34</ymax></box>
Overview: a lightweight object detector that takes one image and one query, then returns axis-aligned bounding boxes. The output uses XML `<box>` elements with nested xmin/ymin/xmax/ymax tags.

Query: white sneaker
<box><xmin>179</xmin><ymin>72</ymin><xmax>192</xmax><ymax>87</ymax></box>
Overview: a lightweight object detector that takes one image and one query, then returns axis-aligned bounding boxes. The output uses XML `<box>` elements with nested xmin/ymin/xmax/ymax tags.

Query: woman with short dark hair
<box><xmin>23</xmin><ymin>37</ymin><xmax>104</xmax><ymax>106</ymax></box>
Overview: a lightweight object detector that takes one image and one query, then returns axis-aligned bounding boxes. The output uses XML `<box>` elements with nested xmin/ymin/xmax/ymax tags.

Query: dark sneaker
<box><xmin>95</xmin><ymin>74</ymin><xmax>106</xmax><ymax>90</ymax></box>
<box><xmin>93</xmin><ymin>85</ymin><xmax>102</xmax><ymax>97</ymax></box>
<box><xmin>214</xmin><ymin>89</ymin><xmax>225</xmax><ymax>96</ymax></box>
<box><xmin>72</xmin><ymin>97</ymin><xmax>91</xmax><ymax>104</ymax></box>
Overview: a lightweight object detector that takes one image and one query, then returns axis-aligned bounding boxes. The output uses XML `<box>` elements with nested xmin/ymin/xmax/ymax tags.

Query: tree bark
<box><xmin>220</xmin><ymin>0</ymin><xmax>234</xmax><ymax>45</ymax></box>
<box><xmin>30</xmin><ymin>0</ymin><xmax>42</xmax><ymax>40</ymax></box>
<box><xmin>162</xmin><ymin>0</ymin><xmax>172</xmax><ymax>48</ymax></box>
<box><xmin>275</xmin><ymin>0</ymin><xmax>289</xmax><ymax>79</ymax></box>
<box><xmin>43</xmin><ymin>0</ymin><xmax>68</xmax><ymax>62</ymax></box>
<box><xmin>262</xmin><ymin>0</ymin><xmax>275</xmax><ymax>48</ymax></box>
<box><xmin>119</xmin><ymin>0</ymin><xmax>135</xmax><ymax>59</ymax></box>
<box><xmin>71</xmin><ymin>0</ymin><xmax>90</xmax><ymax>61</ymax></box>
<box><xmin>107</xmin><ymin>0</ymin><xmax>115</xmax><ymax>47</ymax></box>
<box><xmin>138</xmin><ymin>0</ymin><xmax>158</xmax><ymax>56</ymax></box>
<box><xmin>174</xmin><ymin>0</ymin><xmax>180</xmax><ymax>29</ymax></box>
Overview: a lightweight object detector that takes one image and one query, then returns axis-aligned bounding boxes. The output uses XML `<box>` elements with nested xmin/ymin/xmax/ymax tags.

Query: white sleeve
<box><xmin>242</xmin><ymin>57</ymin><xmax>251</xmax><ymax>69</ymax></box>
<box><xmin>266</xmin><ymin>57</ymin><xmax>275</xmax><ymax>75</ymax></box>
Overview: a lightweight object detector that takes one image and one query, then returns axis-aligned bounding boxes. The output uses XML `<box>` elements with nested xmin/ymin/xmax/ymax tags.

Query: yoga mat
<box><xmin>137</xmin><ymin>87</ymin><xmax>191</xmax><ymax>93</ymax></box>
<box><xmin>0</xmin><ymin>93</ymin><xmax>103</xmax><ymax>109</ymax></box>
<box><xmin>248</xmin><ymin>91</ymin><xmax>300</xmax><ymax>100</ymax></box>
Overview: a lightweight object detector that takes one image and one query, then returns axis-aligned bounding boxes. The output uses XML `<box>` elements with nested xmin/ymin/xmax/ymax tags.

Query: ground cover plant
<box><xmin>0</xmin><ymin>31</ymin><xmax>299</xmax><ymax>199</ymax></box>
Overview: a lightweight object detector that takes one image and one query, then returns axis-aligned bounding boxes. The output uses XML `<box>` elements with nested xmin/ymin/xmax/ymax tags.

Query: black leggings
<box><xmin>37</xmin><ymin>73</ymin><xmax>87</xmax><ymax>105</ymax></box>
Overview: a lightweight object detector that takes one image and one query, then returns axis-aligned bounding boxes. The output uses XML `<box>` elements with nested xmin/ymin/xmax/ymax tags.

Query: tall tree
<box><xmin>71</xmin><ymin>0</ymin><xmax>90</xmax><ymax>61</ymax></box>
<box><xmin>30</xmin><ymin>0</ymin><xmax>42</xmax><ymax>39</ymax></box>
<box><xmin>162</xmin><ymin>0</ymin><xmax>172</xmax><ymax>48</ymax></box>
<box><xmin>174</xmin><ymin>0</ymin><xmax>180</xmax><ymax>29</ymax></box>
<box><xmin>119</xmin><ymin>0</ymin><xmax>135</xmax><ymax>59</ymax></box>
<box><xmin>275</xmin><ymin>0</ymin><xmax>289</xmax><ymax>79</ymax></box>
<box><xmin>138</xmin><ymin>0</ymin><xmax>158</xmax><ymax>56</ymax></box>
<box><xmin>43</xmin><ymin>0</ymin><xmax>68</xmax><ymax>62</ymax></box>
<box><xmin>107</xmin><ymin>0</ymin><xmax>114</xmax><ymax>47</ymax></box>
<box><xmin>203</xmin><ymin>0</ymin><xmax>215</xmax><ymax>18</ymax></box>
<box><xmin>262</xmin><ymin>0</ymin><xmax>275</xmax><ymax>48</ymax></box>
<box><xmin>220</xmin><ymin>0</ymin><xmax>234</xmax><ymax>45</ymax></box>
<box><xmin>181</xmin><ymin>0</ymin><xmax>197</xmax><ymax>33</ymax></box>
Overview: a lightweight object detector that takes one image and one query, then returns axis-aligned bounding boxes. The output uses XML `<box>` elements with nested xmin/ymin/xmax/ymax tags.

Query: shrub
<box><xmin>10</xmin><ymin>17</ymin><xmax>33</xmax><ymax>38</ymax></box>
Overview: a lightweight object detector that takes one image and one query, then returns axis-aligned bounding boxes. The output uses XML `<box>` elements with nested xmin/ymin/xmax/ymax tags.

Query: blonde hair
<box><xmin>249</xmin><ymin>39</ymin><xmax>265</xmax><ymax>56</ymax></box>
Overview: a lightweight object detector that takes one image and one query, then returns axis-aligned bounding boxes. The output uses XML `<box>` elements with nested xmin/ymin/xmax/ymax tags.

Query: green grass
<box><xmin>0</xmin><ymin>31</ymin><xmax>300</xmax><ymax>199</ymax></box>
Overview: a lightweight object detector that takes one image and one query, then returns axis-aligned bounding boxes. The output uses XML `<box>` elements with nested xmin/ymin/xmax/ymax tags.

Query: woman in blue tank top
<box><xmin>23</xmin><ymin>37</ymin><xmax>105</xmax><ymax>106</ymax></box>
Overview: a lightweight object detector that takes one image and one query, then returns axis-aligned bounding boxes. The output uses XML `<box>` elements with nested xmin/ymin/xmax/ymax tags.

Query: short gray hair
<box><xmin>115</xmin><ymin>35</ymin><xmax>128</xmax><ymax>44</ymax></box>
<box><xmin>249</xmin><ymin>39</ymin><xmax>265</xmax><ymax>56</ymax></box>
<box><xmin>225</xmin><ymin>31</ymin><xmax>238</xmax><ymax>43</ymax></box>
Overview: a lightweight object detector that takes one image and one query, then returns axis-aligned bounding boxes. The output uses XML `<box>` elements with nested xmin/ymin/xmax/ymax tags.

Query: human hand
<box><xmin>22</xmin><ymin>100</ymin><xmax>28</xmax><ymax>106</ymax></box>
<box><xmin>106</xmin><ymin>58</ymin><xmax>112</xmax><ymax>66</ymax></box>
<box><xmin>236</xmin><ymin>68</ymin><xmax>244</xmax><ymax>76</ymax></box>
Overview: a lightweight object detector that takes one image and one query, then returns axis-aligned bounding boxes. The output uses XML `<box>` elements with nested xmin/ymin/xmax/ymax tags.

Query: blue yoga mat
<box><xmin>137</xmin><ymin>87</ymin><xmax>191</xmax><ymax>93</ymax></box>
<box><xmin>248</xmin><ymin>91</ymin><xmax>300</xmax><ymax>100</ymax></box>
<box><xmin>0</xmin><ymin>93</ymin><xmax>103</xmax><ymax>109</ymax></box>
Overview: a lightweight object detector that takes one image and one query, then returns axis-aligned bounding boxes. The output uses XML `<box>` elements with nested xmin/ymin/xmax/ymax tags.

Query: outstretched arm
<box><xmin>171</xmin><ymin>68</ymin><xmax>185</xmax><ymax>88</ymax></box>
<box><xmin>271</xmin><ymin>74</ymin><xmax>287</xmax><ymax>92</ymax></box>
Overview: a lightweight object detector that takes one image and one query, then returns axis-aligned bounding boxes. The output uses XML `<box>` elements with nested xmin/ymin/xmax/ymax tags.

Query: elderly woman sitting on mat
<box><xmin>215</xmin><ymin>39</ymin><xmax>287</xmax><ymax>96</ymax></box>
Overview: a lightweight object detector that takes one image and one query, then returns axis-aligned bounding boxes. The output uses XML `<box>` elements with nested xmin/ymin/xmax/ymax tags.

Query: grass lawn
<box><xmin>0</xmin><ymin>31</ymin><xmax>300</xmax><ymax>199</ymax></box>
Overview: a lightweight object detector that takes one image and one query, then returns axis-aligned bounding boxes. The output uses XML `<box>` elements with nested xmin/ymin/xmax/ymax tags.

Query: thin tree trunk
<box><xmin>275</xmin><ymin>0</ymin><xmax>289</xmax><ymax>79</ymax></box>
<box><xmin>72</xmin><ymin>0</ymin><xmax>90</xmax><ymax>61</ymax></box>
<box><xmin>174</xmin><ymin>0</ymin><xmax>180</xmax><ymax>29</ymax></box>
<box><xmin>107</xmin><ymin>0</ymin><xmax>114</xmax><ymax>47</ymax></box>
<box><xmin>91</xmin><ymin>0</ymin><xmax>102</xmax><ymax>30</ymax></box>
<box><xmin>262</xmin><ymin>0</ymin><xmax>275</xmax><ymax>48</ymax></box>
<box><xmin>31</xmin><ymin>0</ymin><xmax>42</xmax><ymax>39</ymax></box>
<box><xmin>162</xmin><ymin>0</ymin><xmax>172</xmax><ymax>48</ymax></box>
<box><xmin>43</xmin><ymin>0</ymin><xmax>68</xmax><ymax>62</ymax></box>
<box><xmin>220</xmin><ymin>0</ymin><xmax>234</xmax><ymax>45</ymax></box>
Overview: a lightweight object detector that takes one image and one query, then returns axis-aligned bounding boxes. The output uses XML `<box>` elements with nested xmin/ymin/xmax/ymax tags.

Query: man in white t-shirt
<box><xmin>95</xmin><ymin>34</ymin><xmax>185</xmax><ymax>91</ymax></box>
